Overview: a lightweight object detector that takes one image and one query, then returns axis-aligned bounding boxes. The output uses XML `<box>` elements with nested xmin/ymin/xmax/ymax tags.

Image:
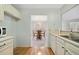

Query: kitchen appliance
<box><xmin>0</xmin><ymin>27</ymin><xmax>6</xmax><ymax>37</ymax></box>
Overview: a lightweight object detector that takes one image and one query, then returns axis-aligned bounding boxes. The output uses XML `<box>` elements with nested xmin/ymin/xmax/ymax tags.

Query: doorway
<box><xmin>31</xmin><ymin>15</ymin><xmax>48</xmax><ymax>48</ymax></box>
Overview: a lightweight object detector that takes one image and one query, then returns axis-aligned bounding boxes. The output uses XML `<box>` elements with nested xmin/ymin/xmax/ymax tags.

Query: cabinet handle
<box><xmin>0</xmin><ymin>43</ymin><xmax>6</xmax><ymax>47</ymax></box>
<box><xmin>66</xmin><ymin>50</ymin><xmax>68</xmax><ymax>52</ymax></box>
<box><xmin>62</xmin><ymin>46</ymin><xmax>64</xmax><ymax>48</ymax></box>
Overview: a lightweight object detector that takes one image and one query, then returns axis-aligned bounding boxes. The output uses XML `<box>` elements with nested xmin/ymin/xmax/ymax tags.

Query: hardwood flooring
<box><xmin>14</xmin><ymin>47</ymin><xmax>55</xmax><ymax>55</ymax></box>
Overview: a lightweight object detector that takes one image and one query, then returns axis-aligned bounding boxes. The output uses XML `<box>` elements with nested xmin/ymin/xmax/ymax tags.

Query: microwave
<box><xmin>0</xmin><ymin>27</ymin><xmax>6</xmax><ymax>37</ymax></box>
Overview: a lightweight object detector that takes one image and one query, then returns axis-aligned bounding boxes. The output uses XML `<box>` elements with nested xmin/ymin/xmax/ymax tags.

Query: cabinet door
<box><xmin>62</xmin><ymin>5</ymin><xmax>79</xmax><ymax>20</ymax></box>
<box><xmin>50</xmin><ymin>35</ymin><xmax>56</xmax><ymax>54</ymax></box>
<box><xmin>4</xmin><ymin>5</ymin><xmax>21</xmax><ymax>19</ymax></box>
<box><xmin>0</xmin><ymin>39</ymin><xmax>13</xmax><ymax>55</ymax></box>
<box><xmin>56</xmin><ymin>42</ymin><xmax>64</xmax><ymax>55</ymax></box>
<box><xmin>65</xmin><ymin>51</ymin><xmax>70</xmax><ymax>55</ymax></box>
<box><xmin>0</xmin><ymin>46</ymin><xmax>13</xmax><ymax>55</ymax></box>
<box><xmin>65</xmin><ymin>50</ymin><xmax>75</xmax><ymax>55</ymax></box>
<box><xmin>0</xmin><ymin>5</ymin><xmax>4</xmax><ymax>21</ymax></box>
<box><xmin>65</xmin><ymin>42</ymin><xmax>79</xmax><ymax>55</ymax></box>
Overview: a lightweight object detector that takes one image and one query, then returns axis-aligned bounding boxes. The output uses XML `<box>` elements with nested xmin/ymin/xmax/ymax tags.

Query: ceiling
<box><xmin>13</xmin><ymin>4</ymin><xmax>64</xmax><ymax>9</ymax></box>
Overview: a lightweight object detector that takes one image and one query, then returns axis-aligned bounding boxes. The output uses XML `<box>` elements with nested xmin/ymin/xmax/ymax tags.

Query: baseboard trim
<box><xmin>16</xmin><ymin>45</ymin><xmax>31</xmax><ymax>47</ymax></box>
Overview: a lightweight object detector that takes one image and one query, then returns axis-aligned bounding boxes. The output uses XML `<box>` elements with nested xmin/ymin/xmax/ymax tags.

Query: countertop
<box><xmin>49</xmin><ymin>32</ymin><xmax>79</xmax><ymax>48</ymax></box>
<box><xmin>0</xmin><ymin>36</ymin><xmax>14</xmax><ymax>42</ymax></box>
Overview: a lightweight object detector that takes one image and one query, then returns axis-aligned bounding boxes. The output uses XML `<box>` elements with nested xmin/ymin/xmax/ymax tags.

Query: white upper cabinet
<box><xmin>62</xmin><ymin>5</ymin><xmax>79</xmax><ymax>20</ymax></box>
<box><xmin>0</xmin><ymin>5</ymin><xmax>4</xmax><ymax>21</ymax></box>
<box><xmin>4</xmin><ymin>4</ymin><xmax>21</xmax><ymax>20</ymax></box>
<box><xmin>0</xmin><ymin>4</ymin><xmax>21</xmax><ymax>21</ymax></box>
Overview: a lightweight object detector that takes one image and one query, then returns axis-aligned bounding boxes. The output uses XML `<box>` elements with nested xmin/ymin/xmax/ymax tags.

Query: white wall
<box><xmin>16</xmin><ymin>10</ymin><xmax>31</xmax><ymax>47</ymax></box>
<box><xmin>16</xmin><ymin>8</ymin><xmax>61</xmax><ymax>47</ymax></box>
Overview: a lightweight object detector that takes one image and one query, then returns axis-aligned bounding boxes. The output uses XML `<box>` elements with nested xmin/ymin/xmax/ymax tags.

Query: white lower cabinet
<box><xmin>50</xmin><ymin>33</ymin><xmax>79</xmax><ymax>55</ymax></box>
<box><xmin>65</xmin><ymin>49</ymin><xmax>75</xmax><ymax>55</ymax></box>
<box><xmin>51</xmin><ymin>37</ymin><xmax>56</xmax><ymax>53</ymax></box>
<box><xmin>50</xmin><ymin>35</ymin><xmax>56</xmax><ymax>54</ymax></box>
<box><xmin>65</xmin><ymin>51</ymin><xmax>70</xmax><ymax>55</ymax></box>
<box><xmin>0</xmin><ymin>46</ymin><xmax>13</xmax><ymax>55</ymax></box>
<box><xmin>64</xmin><ymin>42</ymin><xmax>79</xmax><ymax>55</ymax></box>
<box><xmin>50</xmin><ymin>34</ymin><xmax>65</xmax><ymax>55</ymax></box>
<box><xmin>0</xmin><ymin>36</ymin><xmax>13</xmax><ymax>55</ymax></box>
<box><xmin>56</xmin><ymin>44</ymin><xmax>64</xmax><ymax>55</ymax></box>
<box><xmin>56</xmin><ymin>42</ymin><xmax>65</xmax><ymax>55</ymax></box>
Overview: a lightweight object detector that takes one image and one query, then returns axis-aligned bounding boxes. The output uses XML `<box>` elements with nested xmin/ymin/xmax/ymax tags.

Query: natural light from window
<box><xmin>31</xmin><ymin>15</ymin><xmax>47</xmax><ymax>21</ymax></box>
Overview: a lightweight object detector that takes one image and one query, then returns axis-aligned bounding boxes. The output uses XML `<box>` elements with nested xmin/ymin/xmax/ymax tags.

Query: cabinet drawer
<box><xmin>56</xmin><ymin>43</ymin><xmax>65</xmax><ymax>55</ymax></box>
<box><xmin>0</xmin><ymin>39</ymin><xmax>13</xmax><ymax>50</ymax></box>
<box><xmin>0</xmin><ymin>41</ymin><xmax>6</xmax><ymax>49</ymax></box>
<box><xmin>65</xmin><ymin>42</ymin><xmax>79</xmax><ymax>55</ymax></box>
<box><xmin>5</xmin><ymin>39</ymin><xmax>13</xmax><ymax>44</ymax></box>
<box><xmin>0</xmin><ymin>42</ymin><xmax>13</xmax><ymax>51</ymax></box>
<box><xmin>0</xmin><ymin>39</ymin><xmax>13</xmax><ymax>55</ymax></box>
<box><xmin>57</xmin><ymin>37</ymin><xmax>64</xmax><ymax>44</ymax></box>
<box><xmin>0</xmin><ymin>46</ymin><xmax>13</xmax><ymax>55</ymax></box>
<box><xmin>65</xmin><ymin>49</ymin><xmax>75</xmax><ymax>55</ymax></box>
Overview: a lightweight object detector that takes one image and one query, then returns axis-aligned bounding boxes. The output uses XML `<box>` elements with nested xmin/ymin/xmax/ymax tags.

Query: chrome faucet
<box><xmin>69</xmin><ymin>29</ymin><xmax>73</xmax><ymax>40</ymax></box>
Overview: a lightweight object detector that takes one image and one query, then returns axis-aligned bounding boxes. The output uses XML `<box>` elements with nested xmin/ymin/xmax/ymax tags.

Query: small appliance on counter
<box><xmin>0</xmin><ymin>26</ymin><xmax>7</xmax><ymax>37</ymax></box>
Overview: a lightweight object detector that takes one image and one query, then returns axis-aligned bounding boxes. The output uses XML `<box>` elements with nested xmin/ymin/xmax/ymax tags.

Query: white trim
<box><xmin>31</xmin><ymin>15</ymin><xmax>48</xmax><ymax>47</ymax></box>
<box><xmin>16</xmin><ymin>44</ymin><xmax>31</xmax><ymax>47</ymax></box>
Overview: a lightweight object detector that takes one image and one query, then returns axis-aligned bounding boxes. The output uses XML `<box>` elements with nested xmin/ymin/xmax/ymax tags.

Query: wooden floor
<box><xmin>14</xmin><ymin>47</ymin><xmax>55</xmax><ymax>55</ymax></box>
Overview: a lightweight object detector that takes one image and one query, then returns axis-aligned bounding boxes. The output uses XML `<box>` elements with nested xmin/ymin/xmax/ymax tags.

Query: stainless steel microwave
<box><xmin>0</xmin><ymin>27</ymin><xmax>6</xmax><ymax>37</ymax></box>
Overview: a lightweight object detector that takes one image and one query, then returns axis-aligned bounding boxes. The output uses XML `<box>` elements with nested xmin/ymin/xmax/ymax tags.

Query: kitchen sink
<box><xmin>70</xmin><ymin>33</ymin><xmax>79</xmax><ymax>43</ymax></box>
<box><xmin>60</xmin><ymin>35</ymin><xmax>79</xmax><ymax>43</ymax></box>
<box><xmin>60</xmin><ymin>35</ymin><xmax>70</xmax><ymax>39</ymax></box>
<box><xmin>71</xmin><ymin>39</ymin><xmax>79</xmax><ymax>43</ymax></box>
<box><xmin>60</xmin><ymin>32</ymin><xmax>79</xmax><ymax>43</ymax></box>
<box><xmin>70</xmin><ymin>37</ymin><xmax>79</xmax><ymax>43</ymax></box>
